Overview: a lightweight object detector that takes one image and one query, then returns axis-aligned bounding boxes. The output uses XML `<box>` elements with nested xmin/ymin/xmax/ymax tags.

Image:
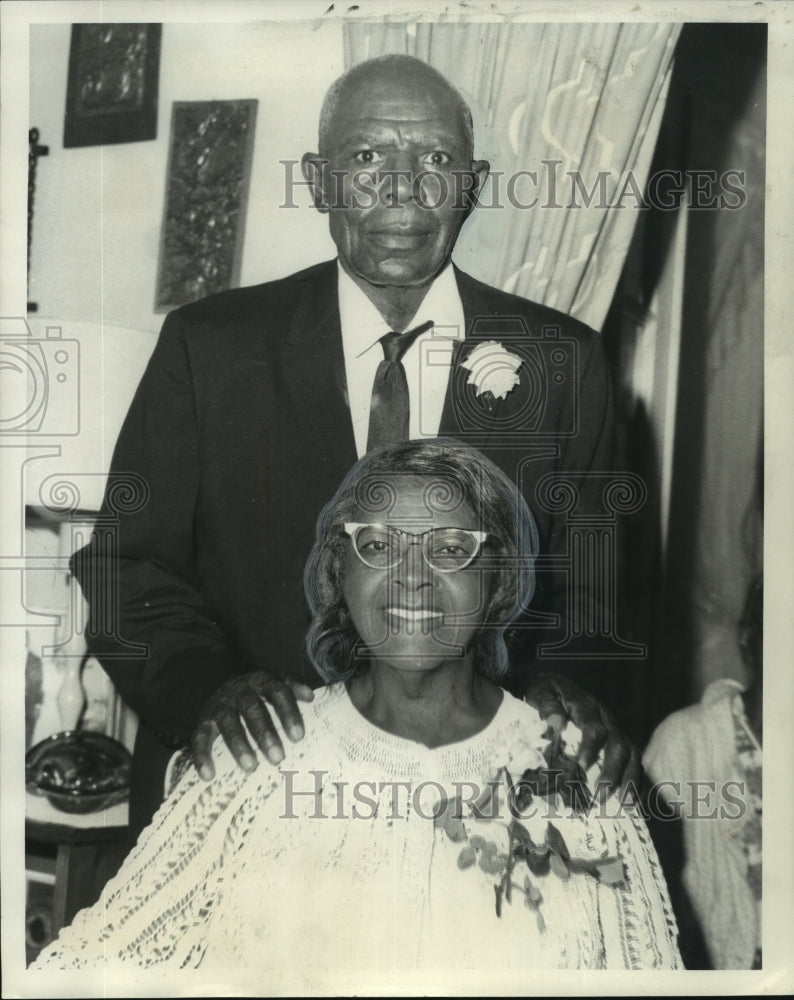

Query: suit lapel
<box><xmin>281</xmin><ymin>261</ymin><xmax>357</xmax><ymax>469</ymax></box>
<box><xmin>439</xmin><ymin>267</ymin><xmax>507</xmax><ymax>441</ymax></box>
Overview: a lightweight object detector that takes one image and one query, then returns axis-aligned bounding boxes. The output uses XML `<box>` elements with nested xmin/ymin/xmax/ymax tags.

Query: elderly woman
<box><xmin>32</xmin><ymin>441</ymin><xmax>681</xmax><ymax>985</ymax></box>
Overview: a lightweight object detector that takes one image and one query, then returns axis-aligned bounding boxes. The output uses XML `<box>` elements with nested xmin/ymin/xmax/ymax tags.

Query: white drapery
<box><xmin>344</xmin><ymin>20</ymin><xmax>681</xmax><ymax>332</ymax></box>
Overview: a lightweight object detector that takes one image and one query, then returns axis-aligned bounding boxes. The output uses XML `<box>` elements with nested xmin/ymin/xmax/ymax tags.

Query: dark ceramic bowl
<box><xmin>25</xmin><ymin>731</ymin><xmax>132</xmax><ymax>814</ymax></box>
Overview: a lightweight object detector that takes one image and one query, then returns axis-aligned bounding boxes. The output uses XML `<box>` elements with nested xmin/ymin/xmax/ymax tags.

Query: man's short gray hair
<box><xmin>318</xmin><ymin>54</ymin><xmax>474</xmax><ymax>158</ymax></box>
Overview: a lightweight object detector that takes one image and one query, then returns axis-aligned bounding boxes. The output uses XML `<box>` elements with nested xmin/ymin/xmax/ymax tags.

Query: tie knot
<box><xmin>379</xmin><ymin>320</ymin><xmax>434</xmax><ymax>363</ymax></box>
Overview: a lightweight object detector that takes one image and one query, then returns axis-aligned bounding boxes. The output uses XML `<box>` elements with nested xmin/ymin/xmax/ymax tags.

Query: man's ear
<box><xmin>466</xmin><ymin>158</ymin><xmax>491</xmax><ymax>211</ymax></box>
<box><xmin>301</xmin><ymin>152</ymin><xmax>330</xmax><ymax>213</ymax></box>
<box><xmin>455</xmin><ymin>159</ymin><xmax>490</xmax><ymax>215</ymax></box>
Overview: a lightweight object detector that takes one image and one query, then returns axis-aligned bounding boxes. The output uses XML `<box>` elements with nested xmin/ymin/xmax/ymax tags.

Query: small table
<box><xmin>26</xmin><ymin>794</ymin><xmax>131</xmax><ymax>935</ymax></box>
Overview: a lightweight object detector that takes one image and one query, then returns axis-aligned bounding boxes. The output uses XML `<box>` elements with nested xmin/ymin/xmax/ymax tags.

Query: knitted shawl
<box><xmin>34</xmin><ymin>684</ymin><xmax>681</xmax><ymax>987</ymax></box>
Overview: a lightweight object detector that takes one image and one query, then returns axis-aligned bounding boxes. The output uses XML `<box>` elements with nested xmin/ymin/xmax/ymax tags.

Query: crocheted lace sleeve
<box><xmin>31</xmin><ymin>738</ymin><xmax>280</xmax><ymax>970</ymax></box>
<box><xmin>600</xmin><ymin>801</ymin><xmax>683</xmax><ymax>968</ymax></box>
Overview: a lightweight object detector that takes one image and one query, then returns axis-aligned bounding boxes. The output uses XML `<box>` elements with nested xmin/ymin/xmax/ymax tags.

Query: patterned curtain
<box><xmin>344</xmin><ymin>20</ymin><xmax>681</xmax><ymax>332</ymax></box>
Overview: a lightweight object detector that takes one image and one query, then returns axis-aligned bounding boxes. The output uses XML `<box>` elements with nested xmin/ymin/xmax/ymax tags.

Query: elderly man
<box><xmin>75</xmin><ymin>55</ymin><xmax>632</xmax><ymax>834</ymax></box>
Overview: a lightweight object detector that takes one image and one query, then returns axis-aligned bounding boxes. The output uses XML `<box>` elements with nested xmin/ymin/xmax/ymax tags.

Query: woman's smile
<box><xmin>384</xmin><ymin>605</ymin><xmax>443</xmax><ymax>621</ymax></box>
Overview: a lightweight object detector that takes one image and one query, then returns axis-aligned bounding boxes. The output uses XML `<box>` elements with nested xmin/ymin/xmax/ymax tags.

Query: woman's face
<box><xmin>341</xmin><ymin>474</ymin><xmax>497</xmax><ymax>674</ymax></box>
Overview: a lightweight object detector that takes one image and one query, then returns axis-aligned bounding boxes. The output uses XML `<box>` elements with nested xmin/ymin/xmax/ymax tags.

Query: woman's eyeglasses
<box><xmin>343</xmin><ymin>522</ymin><xmax>489</xmax><ymax>573</ymax></box>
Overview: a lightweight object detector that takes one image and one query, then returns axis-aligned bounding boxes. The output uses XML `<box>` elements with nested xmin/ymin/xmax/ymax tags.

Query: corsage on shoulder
<box><xmin>434</xmin><ymin>719</ymin><xmax>625</xmax><ymax>931</ymax></box>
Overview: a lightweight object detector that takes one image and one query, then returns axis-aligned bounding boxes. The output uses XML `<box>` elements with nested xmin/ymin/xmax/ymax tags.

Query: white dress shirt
<box><xmin>337</xmin><ymin>261</ymin><xmax>465</xmax><ymax>459</ymax></box>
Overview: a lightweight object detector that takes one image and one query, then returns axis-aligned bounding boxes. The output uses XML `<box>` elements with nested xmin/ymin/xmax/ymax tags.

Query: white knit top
<box><xmin>644</xmin><ymin>679</ymin><xmax>761</xmax><ymax>968</ymax></box>
<box><xmin>33</xmin><ymin>684</ymin><xmax>681</xmax><ymax>984</ymax></box>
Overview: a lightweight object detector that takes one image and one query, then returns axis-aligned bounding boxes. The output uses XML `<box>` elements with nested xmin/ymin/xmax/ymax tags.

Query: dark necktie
<box><xmin>366</xmin><ymin>320</ymin><xmax>434</xmax><ymax>452</ymax></box>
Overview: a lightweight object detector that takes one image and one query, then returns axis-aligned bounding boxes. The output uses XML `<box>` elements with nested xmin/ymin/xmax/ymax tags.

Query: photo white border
<box><xmin>2</xmin><ymin>1</ymin><xmax>792</xmax><ymax>996</ymax></box>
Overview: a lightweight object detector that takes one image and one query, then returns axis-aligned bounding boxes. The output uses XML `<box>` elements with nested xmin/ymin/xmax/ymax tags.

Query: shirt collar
<box><xmin>337</xmin><ymin>260</ymin><xmax>465</xmax><ymax>357</ymax></box>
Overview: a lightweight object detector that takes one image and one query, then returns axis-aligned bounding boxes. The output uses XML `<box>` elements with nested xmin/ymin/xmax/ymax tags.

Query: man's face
<box><xmin>304</xmin><ymin>73</ymin><xmax>488</xmax><ymax>289</ymax></box>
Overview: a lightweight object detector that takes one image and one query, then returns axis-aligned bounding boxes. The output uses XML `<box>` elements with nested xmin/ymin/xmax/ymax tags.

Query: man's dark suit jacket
<box><xmin>73</xmin><ymin>259</ymin><xmax>614</xmax><ymax>830</ymax></box>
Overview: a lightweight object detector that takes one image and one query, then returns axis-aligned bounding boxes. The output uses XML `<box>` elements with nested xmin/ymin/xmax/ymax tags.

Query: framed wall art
<box><xmin>63</xmin><ymin>23</ymin><xmax>162</xmax><ymax>147</ymax></box>
<box><xmin>154</xmin><ymin>99</ymin><xmax>258</xmax><ymax>311</ymax></box>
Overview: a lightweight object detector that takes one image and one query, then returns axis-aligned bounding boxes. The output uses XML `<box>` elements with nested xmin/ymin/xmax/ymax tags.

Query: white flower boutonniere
<box><xmin>461</xmin><ymin>341</ymin><xmax>522</xmax><ymax>401</ymax></box>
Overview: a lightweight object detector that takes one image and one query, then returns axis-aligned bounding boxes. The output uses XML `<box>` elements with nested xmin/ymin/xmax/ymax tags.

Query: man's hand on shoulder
<box><xmin>191</xmin><ymin>672</ymin><xmax>315</xmax><ymax>780</ymax></box>
<box><xmin>526</xmin><ymin>672</ymin><xmax>643</xmax><ymax>802</ymax></box>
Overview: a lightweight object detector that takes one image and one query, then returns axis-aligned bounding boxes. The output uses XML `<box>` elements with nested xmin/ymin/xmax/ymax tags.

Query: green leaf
<box><xmin>596</xmin><ymin>858</ymin><xmax>626</xmax><ymax>886</ymax></box>
<box><xmin>480</xmin><ymin>853</ymin><xmax>507</xmax><ymax>876</ymax></box>
<box><xmin>433</xmin><ymin>796</ymin><xmax>453</xmax><ymax>828</ymax></box>
<box><xmin>522</xmin><ymin>848</ymin><xmax>551</xmax><ymax>877</ymax></box>
<box><xmin>457</xmin><ymin>845</ymin><xmax>476</xmax><ymax>870</ymax></box>
<box><xmin>567</xmin><ymin>858</ymin><xmax>600</xmax><ymax>878</ymax></box>
<box><xmin>545</xmin><ymin>822</ymin><xmax>570</xmax><ymax>861</ymax></box>
<box><xmin>470</xmin><ymin>782</ymin><xmax>500</xmax><ymax>820</ymax></box>
<box><xmin>510</xmin><ymin>819</ymin><xmax>535</xmax><ymax>849</ymax></box>
<box><xmin>482</xmin><ymin>840</ymin><xmax>498</xmax><ymax>858</ymax></box>
<box><xmin>550</xmin><ymin>852</ymin><xmax>570</xmax><ymax>881</ymax></box>
<box><xmin>520</xmin><ymin>732</ymin><xmax>593</xmax><ymax>814</ymax></box>
<box><xmin>523</xmin><ymin>874</ymin><xmax>543</xmax><ymax>909</ymax></box>
<box><xmin>469</xmin><ymin>834</ymin><xmax>485</xmax><ymax>850</ymax></box>
<box><xmin>444</xmin><ymin>813</ymin><xmax>467</xmax><ymax>842</ymax></box>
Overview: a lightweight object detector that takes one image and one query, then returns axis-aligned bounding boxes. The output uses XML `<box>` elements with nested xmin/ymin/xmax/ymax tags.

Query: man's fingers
<box><xmin>191</xmin><ymin>720</ymin><xmax>219</xmax><ymax>781</ymax></box>
<box><xmin>237</xmin><ymin>692</ymin><xmax>286</xmax><ymax>765</ymax></box>
<box><xmin>192</xmin><ymin>672</ymin><xmax>312</xmax><ymax>779</ymax></box>
<box><xmin>215</xmin><ymin>707</ymin><xmax>259</xmax><ymax>772</ymax></box>
<box><xmin>530</xmin><ymin>692</ymin><xmax>566</xmax><ymax>720</ymax></box>
<box><xmin>625</xmin><ymin>746</ymin><xmax>644</xmax><ymax>788</ymax></box>
<box><xmin>525</xmin><ymin>675</ymin><xmax>566</xmax><ymax>720</ymax></box>
<box><xmin>251</xmin><ymin>675</ymin><xmax>306</xmax><ymax>743</ymax></box>
<box><xmin>558</xmin><ymin>691</ymin><xmax>602</xmax><ymax>734</ymax></box>
<box><xmin>544</xmin><ymin>711</ymin><xmax>567</xmax><ymax>735</ymax></box>
<box><xmin>288</xmin><ymin>679</ymin><xmax>315</xmax><ymax>704</ymax></box>
<box><xmin>577</xmin><ymin>719</ymin><xmax>609</xmax><ymax>771</ymax></box>
<box><xmin>592</xmin><ymin>729</ymin><xmax>632</xmax><ymax>800</ymax></box>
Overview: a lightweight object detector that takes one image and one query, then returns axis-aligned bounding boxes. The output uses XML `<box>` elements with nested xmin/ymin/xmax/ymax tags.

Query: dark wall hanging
<box><xmin>154</xmin><ymin>100</ymin><xmax>258</xmax><ymax>311</ymax></box>
<box><xmin>63</xmin><ymin>23</ymin><xmax>161</xmax><ymax>147</ymax></box>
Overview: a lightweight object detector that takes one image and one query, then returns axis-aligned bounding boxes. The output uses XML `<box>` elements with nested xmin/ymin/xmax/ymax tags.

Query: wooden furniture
<box><xmin>26</xmin><ymin>794</ymin><xmax>131</xmax><ymax>945</ymax></box>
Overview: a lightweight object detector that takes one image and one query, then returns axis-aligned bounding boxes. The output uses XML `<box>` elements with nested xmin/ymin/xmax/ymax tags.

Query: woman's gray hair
<box><xmin>304</xmin><ymin>439</ymin><xmax>538</xmax><ymax>682</ymax></box>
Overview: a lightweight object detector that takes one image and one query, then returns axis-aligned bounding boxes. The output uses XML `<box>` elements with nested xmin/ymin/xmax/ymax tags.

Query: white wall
<box><xmin>23</xmin><ymin>20</ymin><xmax>347</xmax><ymax>750</ymax></box>
<box><xmin>29</xmin><ymin>21</ymin><xmax>344</xmax><ymax>333</ymax></box>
